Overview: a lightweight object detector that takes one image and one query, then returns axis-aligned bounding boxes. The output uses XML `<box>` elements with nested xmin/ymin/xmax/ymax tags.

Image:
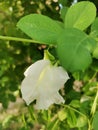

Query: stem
<box><xmin>28</xmin><ymin>106</ymin><xmax>38</xmax><ymax>122</ymax></box>
<box><xmin>22</xmin><ymin>114</ymin><xmax>28</xmax><ymax>128</ymax></box>
<box><xmin>89</xmin><ymin>72</ymin><xmax>97</xmax><ymax>83</ymax></box>
<box><xmin>88</xmin><ymin>84</ymin><xmax>98</xmax><ymax>130</ymax></box>
<box><xmin>90</xmin><ymin>84</ymin><xmax>98</xmax><ymax>116</ymax></box>
<box><xmin>0</xmin><ymin>35</ymin><xmax>45</xmax><ymax>44</ymax></box>
<box><xmin>52</xmin><ymin>119</ymin><xmax>59</xmax><ymax>130</ymax></box>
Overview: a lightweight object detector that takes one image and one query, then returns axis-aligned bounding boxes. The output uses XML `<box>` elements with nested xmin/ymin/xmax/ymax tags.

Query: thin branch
<box><xmin>0</xmin><ymin>35</ymin><xmax>46</xmax><ymax>44</ymax></box>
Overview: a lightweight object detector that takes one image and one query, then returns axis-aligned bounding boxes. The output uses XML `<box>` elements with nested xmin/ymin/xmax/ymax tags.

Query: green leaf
<box><xmin>93</xmin><ymin>111</ymin><xmax>98</xmax><ymax>130</ymax></box>
<box><xmin>64</xmin><ymin>1</ymin><xmax>96</xmax><ymax>30</ymax></box>
<box><xmin>76</xmin><ymin>116</ymin><xmax>88</xmax><ymax>128</ymax></box>
<box><xmin>93</xmin><ymin>45</ymin><xmax>98</xmax><ymax>59</ymax></box>
<box><xmin>82</xmin><ymin>37</ymin><xmax>96</xmax><ymax>53</ymax></box>
<box><xmin>60</xmin><ymin>7</ymin><xmax>69</xmax><ymax>21</ymax></box>
<box><xmin>91</xmin><ymin>17</ymin><xmax>98</xmax><ymax>38</ymax></box>
<box><xmin>70</xmin><ymin>100</ymin><xmax>80</xmax><ymax>108</ymax></box>
<box><xmin>17</xmin><ymin>14</ymin><xmax>63</xmax><ymax>45</ymax></box>
<box><xmin>57</xmin><ymin>28</ymin><xmax>95</xmax><ymax>72</ymax></box>
<box><xmin>58</xmin><ymin>108</ymin><xmax>68</xmax><ymax>121</ymax></box>
<box><xmin>67</xmin><ymin>109</ymin><xmax>77</xmax><ymax>128</ymax></box>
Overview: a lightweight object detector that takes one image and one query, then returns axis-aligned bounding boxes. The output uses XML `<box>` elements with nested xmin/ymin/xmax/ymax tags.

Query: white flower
<box><xmin>21</xmin><ymin>59</ymin><xmax>69</xmax><ymax>110</ymax></box>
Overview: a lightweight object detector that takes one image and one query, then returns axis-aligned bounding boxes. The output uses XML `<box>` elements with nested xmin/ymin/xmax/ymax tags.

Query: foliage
<box><xmin>0</xmin><ymin>0</ymin><xmax>98</xmax><ymax>130</ymax></box>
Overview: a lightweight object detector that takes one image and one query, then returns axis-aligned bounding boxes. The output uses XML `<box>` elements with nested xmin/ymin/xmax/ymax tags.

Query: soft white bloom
<box><xmin>21</xmin><ymin>59</ymin><xmax>69</xmax><ymax>110</ymax></box>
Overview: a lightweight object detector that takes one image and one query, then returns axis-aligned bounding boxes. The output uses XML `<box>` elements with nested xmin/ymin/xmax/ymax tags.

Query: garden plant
<box><xmin>0</xmin><ymin>0</ymin><xmax>98</xmax><ymax>130</ymax></box>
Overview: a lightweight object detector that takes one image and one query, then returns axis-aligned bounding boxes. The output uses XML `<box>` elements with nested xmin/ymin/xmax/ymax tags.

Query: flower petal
<box><xmin>34</xmin><ymin>66</ymin><xmax>69</xmax><ymax>109</ymax></box>
<box><xmin>24</xmin><ymin>59</ymin><xmax>50</xmax><ymax>77</ymax></box>
<box><xmin>35</xmin><ymin>92</ymin><xmax>64</xmax><ymax>110</ymax></box>
<box><xmin>21</xmin><ymin>75</ymin><xmax>38</xmax><ymax>105</ymax></box>
<box><xmin>50</xmin><ymin>66</ymin><xmax>69</xmax><ymax>90</ymax></box>
<box><xmin>38</xmin><ymin>66</ymin><xmax>69</xmax><ymax>92</ymax></box>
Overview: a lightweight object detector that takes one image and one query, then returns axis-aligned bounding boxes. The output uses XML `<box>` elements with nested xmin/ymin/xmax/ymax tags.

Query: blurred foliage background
<box><xmin>0</xmin><ymin>0</ymin><xmax>98</xmax><ymax>130</ymax></box>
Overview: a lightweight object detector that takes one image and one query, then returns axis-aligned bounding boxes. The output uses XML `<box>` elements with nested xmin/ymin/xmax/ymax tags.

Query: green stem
<box><xmin>22</xmin><ymin>114</ymin><xmax>28</xmax><ymax>128</ymax></box>
<box><xmin>90</xmin><ymin>84</ymin><xmax>98</xmax><ymax>116</ymax></box>
<box><xmin>28</xmin><ymin>106</ymin><xmax>38</xmax><ymax>122</ymax></box>
<box><xmin>0</xmin><ymin>35</ymin><xmax>45</xmax><ymax>44</ymax></box>
<box><xmin>89</xmin><ymin>72</ymin><xmax>97</xmax><ymax>83</ymax></box>
<box><xmin>52</xmin><ymin>119</ymin><xmax>59</xmax><ymax>130</ymax></box>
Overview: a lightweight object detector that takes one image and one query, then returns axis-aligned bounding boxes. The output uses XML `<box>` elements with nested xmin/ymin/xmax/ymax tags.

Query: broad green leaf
<box><xmin>57</xmin><ymin>28</ymin><xmax>95</xmax><ymax>72</ymax></box>
<box><xmin>17</xmin><ymin>14</ymin><xmax>63</xmax><ymax>45</ymax></box>
<box><xmin>93</xmin><ymin>111</ymin><xmax>98</xmax><ymax>130</ymax></box>
<box><xmin>60</xmin><ymin>7</ymin><xmax>69</xmax><ymax>21</ymax></box>
<box><xmin>91</xmin><ymin>17</ymin><xmax>98</xmax><ymax>38</ymax></box>
<box><xmin>64</xmin><ymin>1</ymin><xmax>96</xmax><ymax>30</ymax></box>
<box><xmin>76</xmin><ymin>116</ymin><xmax>88</xmax><ymax>128</ymax></box>
<box><xmin>67</xmin><ymin>109</ymin><xmax>77</xmax><ymax>128</ymax></box>
<box><xmin>70</xmin><ymin>100</ymin><xmax>80</xmax><ymax>108</ymax></box>
<box><xmin>58</xmin><ymin>108</ymin><xmax>68</xmax><ymax>121</ymax></box>
<box><xmin>79</xmin><ymin>100</ymin><xmax>91</xmax><ymax>115</ymax></box>
<box><xmin>82</xmin><ymin>37</ymin><xmax>96</xmax><ymax>53</ymax></box>
<box><xmin>56</xmin><ymin>21</ymin><xmax>64</xmax><ymax>29</ymax></box>
<box><xmin>93</xmin><ymin>45</ymin><xmax>98</xmax><ymax>59</ymax></box>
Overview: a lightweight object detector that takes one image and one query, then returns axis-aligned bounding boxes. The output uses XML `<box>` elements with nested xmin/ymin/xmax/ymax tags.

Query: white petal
<box><xmin>50</xmin><ymin>66</ymin><xmax>69</xmax><ymax>90</ymax></box>
<box><xmin>34</xmin><ymin>66</ymin><xmax>69</xmax><ymax>109</ymax></box>
<box><xmin>21</xmin><ymin>75</ymin><xmax>38</xmax><ymax>105</ymax></box>
<box><xmin>35</xmin><ymin>92</ymin><xmax>64</xmax><ymax>110</ymax></box>
<box><xmin>21</xmin><ymin>60</ymin><xmax>50</xmax><ymax>105</ymax></box>
<box><xmin>24</xmin><ymin>60</ymin><xmax>50</xmax><ymax>77</ymax></box>
<box><xmin>38</xmin><ymin>66</ymin><xmax>69</xmax><ymax>92</ymax></box>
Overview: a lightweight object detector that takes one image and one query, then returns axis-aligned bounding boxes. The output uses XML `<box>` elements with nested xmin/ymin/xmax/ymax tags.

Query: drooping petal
<box><xmin>21</xmin><ymin>59</ymin><xmax>69</xmax><ymax>110</ymax></box>
<box><xmin>49</xmin><ymin>66</ymin><xmax>69</xmax><ymax>90</ymax></box>
<box><xmin>34</xmin><ymin>65</ymin><xmax>69</xmax><ymax>109</ymax></box>
<box><xmin>24</xmin><ymin>60</ymin><xmax>50</xmax><ymax>77</ymax></box>
<box><xmin>38</xmin><ymin>66</ymin><xmax>69</xmax><ymax>93</ymax></box>
<box><xmin>21</xmin><ymin>60</ymin><xmax>51</xmax><ymax>105</ymax></box>
<box><xmin>35</xmin><ymin>92</ymin><xmax>64</xmax><ymax>110</ymax></box>
<box><xmin>21</xmin><ymin>75</ymin><xmax>38</xmax><ymax>105</ymax></box>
